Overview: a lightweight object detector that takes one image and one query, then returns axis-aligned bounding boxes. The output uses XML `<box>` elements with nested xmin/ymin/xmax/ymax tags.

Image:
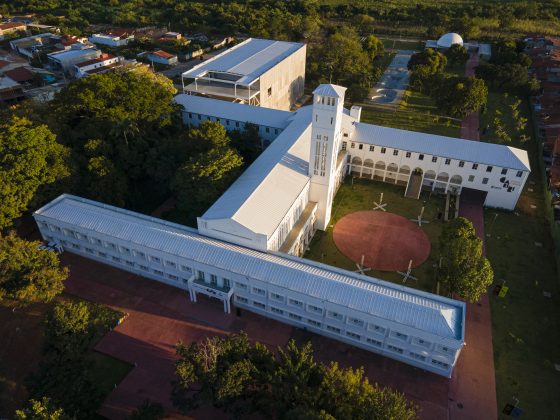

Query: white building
<box><xmin>47</xmin><ymin>44</ymin><xmax>100</xmax><ymax>72</ymax></box>
<box><xmin>426</xmin><ymin>32</ymin><xmax>492</xmax><ymax>59</ymax></box>
<box><xmin>74</xmin><ymin>53</ymin><xmax>124</xmax><ymax>78</ymax></box>
<box><xmin>33</xmin><ymin>82</ymin><xmax>530</xmax><ymax>378</ymax></box>
<box><xmin>89</xmin><ymin>31</ymin><xmax>134</xmax><ymax>47</ymax></box>
<box><xmin>140</xmin><ymin>50</ymin><xmax>178</xmax><ymax>66</ymax></box>
<box><xmin>181</xmin><ymin>38</ymin><xmax>306</xmax><ymax>110</ymax></box>
<box><xmin>34</xmin><ymin>193</ymin><xmax>466</xmax><ymax>378</ymax></box>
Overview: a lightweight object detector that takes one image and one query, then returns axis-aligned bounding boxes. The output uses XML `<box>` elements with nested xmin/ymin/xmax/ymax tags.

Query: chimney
<box><xmin>350</xmin><ymin>105</ymin><xmax>362</xmax><ymax>122</ymax></box>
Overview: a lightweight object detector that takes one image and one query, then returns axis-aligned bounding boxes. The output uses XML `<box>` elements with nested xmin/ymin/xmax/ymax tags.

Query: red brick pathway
<box><xmin>461</xmin><ymin>53</ymin><xmax>480</xmax><ymax>141</ymax></box>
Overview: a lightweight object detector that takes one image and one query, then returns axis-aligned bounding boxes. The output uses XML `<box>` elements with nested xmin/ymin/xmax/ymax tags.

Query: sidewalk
<box><xmin>460</xmin><ymin>53</ymin><xmax>481</xmax><ymax>141</ymax></box>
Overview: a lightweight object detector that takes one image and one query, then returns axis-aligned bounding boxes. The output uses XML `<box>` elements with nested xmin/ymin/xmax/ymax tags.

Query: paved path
<box><xmin>448</xmin><ymin>189</ymin><xmax>497</xmax><ymax>420</ymax></box>
<box><xmin>460</xmin><ymin>53</ymin><xmax>481</xmax><ymax>141</ymax></box>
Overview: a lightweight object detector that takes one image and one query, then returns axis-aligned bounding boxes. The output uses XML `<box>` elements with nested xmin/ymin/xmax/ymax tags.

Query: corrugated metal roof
<box><xmin>353</xmin><ymin>123</ymin><xmax>531</xmax><ymax>171</ymax></box>
<box><xmin>182</xmin><ymin>38</ymin><xmax>305</xmax><ymax>86</ymax></box>
<box><xmin>174</xmin><ymin>94</ymin><xmax>294</xmax><ymax>129</ymax></box>
<box><xmin>313</xmin><ymin>84</ymin><xmax>346</xmax><ymax>98</ymax></box>
<box><xmin>35</xmin><ymin>194</ymin><xmax>465</xmax><ymax>341</ymax></box>
<box><xmin>201</xmin><ymin>106</ymin><xmax>312</xmax><ymax>237</ymax></box>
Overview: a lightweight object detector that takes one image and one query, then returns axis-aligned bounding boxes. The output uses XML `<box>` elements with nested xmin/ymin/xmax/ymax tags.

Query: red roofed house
<box><xmin>0</xmin><ymin>22</ymin><xmax>26</xmax><ymax>40</ymax></box>
<box><xmin>141</xmin><ymin>50</ymin><xmax>178</xmax><ymax>65</ymax></box>
<box><xmin>4</xmin><ymin>67</ymin><xmax>35</xmax><ymax>84</ymax></box>
<box><xmin>74</xmin><ymin>53</ymin><xmax>124</xmax><ymax>78</ymax></box>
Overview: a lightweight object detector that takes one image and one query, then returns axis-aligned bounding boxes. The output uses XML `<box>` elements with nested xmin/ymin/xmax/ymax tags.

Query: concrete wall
<box><xmin>259</xmin><ymin>44</ymin><xmax>306</xmax><ymax>111</ymax></box>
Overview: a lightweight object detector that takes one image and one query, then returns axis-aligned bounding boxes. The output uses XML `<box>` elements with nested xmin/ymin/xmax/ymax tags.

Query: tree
<box><xmin>362</xmin><ymin>34</ymin><xmax>384</xmax><ymax>61</ymax></box>
<box><xmin>408</xmin><ymin>48</ymin><xmax>447</xmax><ymax>74</ymax></box>
<box><xmin>434</xmin><ymin>76</ymin><xmax>488</xmax><ymax>118</ymax></box>
<box><xmin>445</xmin><ymin>43</ymin><xmax>469</xmax><ymax>67</ymax></box>
<box><xmin>172</xmin><ymin>334</ymin><xmax>416</xmax><ymax>419</ymax></box>
<box><xmin>0</xmin><ymin>116</ymin><xmax>69</xmax><ymax>230</ymax></box>
<box><xmin>126</xmin><ymin>400</ymin><xmax>165</xmax><ymax>420</ymax></box>
<box><xmin>15</xmin><ymin>397</ymin><xmax>67</xmax><ymax>420</ymax></box>
<box><xmin>439</xmin><ymin>217</ymin><xmax>494</xmax><ymax>302</ymax></box>
<box><xmin>0</xmin><ymin>233</ymin><xmax>68</xmax><ymax>305</ymax></box>
<box><xmin>44</xmin><ymin>301</ymin><xmax>92</xmax><ymax>359</ymax></box>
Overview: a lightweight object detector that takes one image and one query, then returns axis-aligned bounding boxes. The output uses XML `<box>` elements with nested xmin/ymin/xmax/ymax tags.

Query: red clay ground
<box><xmin>333</xmin><ymin>210</ymin><xmax>431</xmax><ymax>271</ymax></box>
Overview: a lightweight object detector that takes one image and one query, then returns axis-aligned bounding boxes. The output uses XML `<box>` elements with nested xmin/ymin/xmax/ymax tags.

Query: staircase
<box><xmin>405</xmin><ymin>173</ymin><xmax>422</xmax><ymax>199</ymax></box>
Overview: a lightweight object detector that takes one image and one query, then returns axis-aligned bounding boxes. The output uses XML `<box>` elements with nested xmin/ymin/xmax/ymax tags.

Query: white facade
<box><xmin>89</xmin><ymin>33</ymin><xmax>133</xmax><ymax>47</ymax></box>
<box><xmin>34</xmin><ymin>194</ymin><xmax>466</xmax><ymax>378</ymax></box>
<box><xmin>74</xmin><ymin>55</ymin><xmax>124</xmax><ymax>78</ymax></box>
<box><xmin>47</xmin><ymin>44</ymin><xmax>100</xmax><ymax>72</ymax></box>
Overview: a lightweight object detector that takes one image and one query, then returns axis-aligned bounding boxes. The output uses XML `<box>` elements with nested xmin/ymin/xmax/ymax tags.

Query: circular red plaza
<box><xmin>333</xmin><ymin>211</ymin><xmax>431</xmax><ymax>272</ymax></box>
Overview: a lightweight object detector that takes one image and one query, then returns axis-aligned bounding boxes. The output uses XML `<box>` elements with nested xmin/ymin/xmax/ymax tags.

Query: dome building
<box><xmin>436</xmin><ymin>32</ymin><xmax>464</xmax><ymax>49</ymax></box>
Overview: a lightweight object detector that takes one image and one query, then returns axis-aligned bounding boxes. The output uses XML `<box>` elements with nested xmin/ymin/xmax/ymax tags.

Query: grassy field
<box><xmin>305</xmin><ymin>178</ymin><xmax>447</xmax><ymax>293</ymax></box>
<box><xmin>359</xmin><ymin>90</ymin><xmax>462</xmax><ymax>138</ymax></box>
<box><xmin>378</xmin><ymin>37</ymin><xmax>424</xmax><ymax>52</ymax></box>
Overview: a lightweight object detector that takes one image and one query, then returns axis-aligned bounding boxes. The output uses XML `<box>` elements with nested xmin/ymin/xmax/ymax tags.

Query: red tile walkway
<box><xmin>460</xmin><ymin>53</ymin><xmax>480</xmax><ymax>142</ymax></box>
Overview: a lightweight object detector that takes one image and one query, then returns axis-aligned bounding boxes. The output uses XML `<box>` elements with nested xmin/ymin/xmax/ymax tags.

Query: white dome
<box><xmin>437</xmin><ymin>33</ymin><xmax>464</xmax><ymax>49</ymax></box>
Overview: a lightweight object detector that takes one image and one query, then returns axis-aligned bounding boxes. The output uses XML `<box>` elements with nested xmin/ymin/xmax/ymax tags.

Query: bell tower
<box><xmin>308</xmin><ymin>84</ymin><xmax>346</xmax><ymax>230</ymax></box>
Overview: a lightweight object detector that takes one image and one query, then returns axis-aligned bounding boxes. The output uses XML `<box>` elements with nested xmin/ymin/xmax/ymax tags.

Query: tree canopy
<box><xmin>172</xmin><ymin>333</ymin><xmax>416</xmax><ymax>419</ymax></box>
<box><xmin>15</xmin><ymin>397</ymin><xmax>67</xmax><ymax>420</ymax></box>
<box><xmin>434</xmin><ymin>76</ymin><xmax>488</xmax><ymax>118</ymax></box>
<box><xmin>439</xmin><ymin>217</ymin><xmax>494</xmax><ymax>302</ymax></box>
<box><xmin>0</xmin><ymin>233</ymin><xmax>68</xmax><ymax>305</ymax></box>
<box><xmin>0</xmin><ymin>116</ymin><xmax>69</xmax><ymax>230</ymax></box>
<box><xmin>444</xmin><ymin>44</ymin><xmax>469</xmax><ymax>67</ymax></box>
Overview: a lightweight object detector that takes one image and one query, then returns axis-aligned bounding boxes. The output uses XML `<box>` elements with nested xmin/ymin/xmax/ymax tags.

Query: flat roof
<box><xmin>174</xmin><ymin>94</ymin><xmax>294</xmax><ymax>129</ymax></box>
<box><xmin>182</xmin><ymin>38</ymin><xmax>305</xmax><ymax>86</ymax></box>
<box><xmin>48</xmin><ymin>46</ymin><xmax>99</xmax><ymax>62</ymax></box>
<box><xmin>35</xmin><ymin>194</ymin><xmax>466</xmax><ymax>341</ymax></box>
<box><xmin>352</xmin><ymin>122</ymin><xmax>531</xmax><ymax>172</ymax></box>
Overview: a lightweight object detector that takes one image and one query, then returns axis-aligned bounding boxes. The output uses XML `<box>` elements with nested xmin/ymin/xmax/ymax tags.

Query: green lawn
<box><xmin>359</xmin><ymin>90</ymin><xmax>461</xmax><ymax>138</ymax></box>
<box><xmin>305</xmin><ymin>178</ymin><xmax>447</xmax><ymax>293</ymax></box>
<box><xmin>87</xmin><ymin>351</ymin><xmax>133</xmax><ymax>398</ymax></box>
<box><xmin>378</xmin><ymin>37</ymin><xmax>424</xmax><ymax>51</ymax></box>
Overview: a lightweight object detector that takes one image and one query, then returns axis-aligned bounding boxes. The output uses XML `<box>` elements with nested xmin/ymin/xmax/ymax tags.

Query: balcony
<box><xmin>192</xmin><ymin>277</ymin><xmax>231</xmax><ymax>294</ymax></box>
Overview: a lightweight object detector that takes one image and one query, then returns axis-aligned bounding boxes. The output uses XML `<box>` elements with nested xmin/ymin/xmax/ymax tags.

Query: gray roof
<box><xmin>174</xmin><ymin>94</ymin><xmax>294</xmax><ymax>129</ymax></box>
<box><xmin>35</xmin><ymin>194</ymin><xmax>465</xmax><ymax>342</ymax></box>
<box><xmin>182</xmin><ymin>38</ymin><xmax>305</xmax><ymax>86</ymax></box>
<box><xmin>313</xmin><ymin>84</ymin><xmax>347</xmax><ymax>98</ymax></box>
<box><xmin>353</xmin><ymin>123</ymin><xmax>531</xmax><ymax>171</ymax></box>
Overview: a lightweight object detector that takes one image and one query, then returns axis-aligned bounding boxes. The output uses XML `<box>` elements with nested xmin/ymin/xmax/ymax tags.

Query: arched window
<box><xmin>364</xmin><ymin>159</ymin><xmax>374</xmax><ymax>168</ymax></box>
<box><xmin>375</xmin><ymin>161</ymin><xmax>386</xmax><ymax>170</ymax></box>
<box><xmin>351</xmin><ymin>156</ymin><xmax>362</xmax><ymax>165</ymax></box>
<box><xmin>424</xmin><ymin>170</ymin><xmax>436</xmax><ymax>179</ymax></box>
<box><xmin>437</xmin><ymin>172</ymin><xmax>449</xmax><ymax>182</ymax></box>
<box><xmin>387</xmin><ymin>163</ymin><xmax>398</xmax><ymax>173</ymax></box>
<box><xmin>450</xmin><ymin>175</ymin><xmax>463</xmax><ymax>184</ymax></box>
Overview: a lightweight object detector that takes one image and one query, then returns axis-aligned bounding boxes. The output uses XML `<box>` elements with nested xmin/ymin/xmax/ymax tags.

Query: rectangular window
<box><xmin>327</xmin><ymin>311</ymin><xmax>343</xmax><ymax>321</ymax></box>
<box><xmin>275</xmin><ymin>129</ymin><xmax>279</xmax><ymax>135</ymax></box>
<box><xmin>358</xmin><ymin>144</ymin><xmax>363</xmax><ymax>150</ymax></box>
<box><xmin>271</xmin><ymin>307</ymin><xmax>283</xmax><ymax>315</ymax></box>
<box><xmin>409</xmin><ymin>352</ymin><xmax>426</xmax><ymax>361</ymax></box>
<box><xmin>432</xmin><ymin>156</ymin><xmax>437</xmax><ymax>163</ymax></box>
<box><xmin>226</xmin><ymin>120</ymin><xmax>230</xmax><ymax>126</ymax></box>
<box><xmin>501</xmin><ymin>168</ymin><xmax>508</xmax><ymax>175</ymax></box>
<box><xmin>346</xmin><ymin>331</ymin><xmax>361</xmax><ymax>340</ymax></box>
<box><xmin>252</xmin><ymin>287</ymin><xmax>266</xmax><ymax>296</ymax></box>
<box><xmin>392</xmin><ymin>331</ymin><xmax>408</xmax><ymax>341</ymax></box>
<box><xmin>197</xmin><ymin>114</ymin><xmax>201</xmax><ymax>120</ymax></box>
<box><xmin>150</xmin><ymin>256</ymin><xmax>161</xmax><ymax>264</ymax></box>
<box><xmin>307</xmin><ymin>319</ymin><xmax>321</xmax><ymax>327</ymax></box>
<box><xmin>369</xmin><ymin>145</ymin><xmax>374</xmax><ymax>152</ymax></box>
<box><xmin>342</xmin><ymin>142</ymin><xmax>347</xmax><ymax>151</ymax></box>
<box><xmin>270</xmin><ymin>292</ymin><xmax>284</xmax><ymax>302</ymax></box>
<box><xmin>168</xmin><ymin>274</ymin><xmax>178</xmax><ymax>280</ymax></box>
<box><xmin>288</xmin><ymin>313</ymin><xmax>302</xmax><ymax>321</ymax></box>
<box><xmin>381</xmin><ymin>147</ymin><xmax>386</xmax><ymax>154</ymax></box>
<box><xmin>369</xmin><ymin>324</ymin><xmax>386</xmax><ymax>335</ymax></box>
<box><xmin>188</xmin><ymin>113</ymin><xmax>193</xmax><ymax>118</ymax></box>
<box><xmin>326</xmin><ymin>325</ymin><xmax>341</xmax><ymax>334</ymax></box>
<box><xmin>235</xmin><ymin>121</ymin><xmax>239</xmax><ymax>127</ymax></box>
<box><xmin>366</xmin><ymin>338</ymin><xmax>383</xmax><ymax>347</ymax></box>
<box><xmin>482</xmin><ymin>177</ymin><xmax>489</xmax><ymax>184</ymax></box>
<box><xmin>265</xmin><ymin>127</ymin><xmax>270</xmax><ymax>133</ymax></box>
<box><xmin>98</xmin><ymin>251</ymin><xmax>107</xmax><ymax>258</ymax></box>
<box><xmin>393</xmin><ymin>149</ymin><xmax>399</xmax><ymax>156</ymax></box>
<box><xmin>307</xmin><ymin>304</ymin><xmax>323</xmax><ymax>315</ymax></box>
<box><xmin>459</xmin><ymin>161</ymin><xmax>465</xmax><ymax>167</ymax></box>
<box><xmin>133</xmin><ymin>250</ymin><xmax>145</xmax><ymax>259</ymax></box>
<box><xmin>468</xmin><ymin>175</ymin><xmax>475</xmax><ymax>182</ymax></box>
<box><xmin>267</xmin><ymin>86</ymin><xmax>272</xmax><ymax>96</ymax></box>
<box><xmin>165</xmin><ymin>260</ymin><xmax>176</xmax><ymax>268</ymax></box>
<box><xmin>486</xmin><ymin>166</ymin><xmax>493</xmax><ymax>173</ymax></box>
<box><xmin>125</xmin><ymin>260</ymin><xmax>135</xmax><ymax>267</ymax></box>
<box><xmin>516</xmin><ymin>171</ymin><xmax>523</xmax><ymax>177</ymax></box>
<box><xmin>472</xmin><ymin>163</ymin><xmax>478</xmax><ymax>170</ymax></box>
<box><xmin>236</xmin><ymin>296</ymin><xmax>248</xmax><ymax>304</ymax></box>
<box><xmin>72</xmin><ymin>243</ymin><xmax>80</xmax><ymax>250</ymax></box>
<box><xmin>119</xmin><ymin>246</ymin><xmax>130</xmax><ymax>254</ymax></box>
<box><xmin>351</xmin><ymin>142</ymin><xmax>355</xmax><ymax>149</ymax></box>
<box><xmin>139</xmin><ymin>265</ymin><xmax>149</xmax><ymax>271</ymax></box>
<box><xmin>445</xmin><ymin>158</ymin><xmax>451</xmax><ymax>165</ymax></box>
<box><xmin>253</xmin><ymin>301</ymin><xmax>266</xmax><ymax>309</ymax></box>
<box><xmin>387</xmin><ymin>344</ymin><xmax>404</xmax><ymax>354</ymax></box>
<box><xmin>317</xmin><ymin>134</ymin><xmax>321</xmax><ymax>140</ymax></box>
<box><xmin>235</xmin><ymin>282</ymin><xmax>248</xmax><ymax>290</ymax></box>
<box><xmin>431</xmin><ymin>359</ymin><xmax>449</xmax><ymax>369</ymax></box>
<box><xmin>210</xmin><ymin>274</ymin><xmax>218</xmax><ymax>285</ymax></box>
<box><xmin>153</xmin><ymin>269</ymin><xmax>164</xmax><ymax>276</ymax></box>
<box><xmin>85</xmin><ymin>247</ymin><xmax>94</xmax><ymax>254</ymax></box>
<box><xmin>348</xmin><ymin>317</ymin><xmax>364</xmax><ymax>328</ymax></box>
<box><xmin>288</xmin><ymin>298</ymin><xmax>303</xmax><ymax>308</ymax></box>
<box><xmin>197</xmin><ymin>270</ymin><xmax>205</xmax><ymax>281</ymax></box>
<box><xmin>180</xmin><ymin>265</ymin><xmax>192</xmax><ymax>273</ymax></box>
<box><xmin>112</xmin><ymin>256</ymin><xmax>121</xmax><ymax>262</ymax></box>
<box><xmin>419</xmin><ymin>154</ymin><xmax>424</xmax><ymax>160</ymax></box>
<box><xmin>406</xmin><ymin>151</ymin><xmax>411</xmax><ymax>158</ymax></box>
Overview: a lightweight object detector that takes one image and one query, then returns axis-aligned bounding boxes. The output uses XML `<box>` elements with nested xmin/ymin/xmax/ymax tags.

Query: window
<box><xmin>409</xmin><ymin>352</ymin><xmax>426</xmax><ymax>361</ymax></box>
<box><xmin>252</xmin><ymin>287</ymin><xmax>266</xmax><ymax>296</ymax></box>
<box><xmin>327</xmin><ymin>311</ymin><xmax>343</xmax><ymax>321</ymax></box>
<box><xmin>307</xmin><ymin>319</ymin><xmax>321</xmax><ymax>327</ymax></box>
<box><xmin>235</xmin><ymin>121</ymin><xmax>239</xmax><ymax>127</ymax></box>
<box><xmin>275</xmin><ymin>129</ymin><xmax>279</xmax><ymax>135</ymax></box>
<box><xmin>369</xmin><ymin>145</ymin><xmax>374</xmax><ymax>152</ymax></box>
<box><xmin>253</xmin><ymin>301</ymin><xmax>266</xmax><ymax>309</ymax></box>
<box><xmin>236</xmin><ymin>296</ymin><xmax>248</xmax><ymax>304</ymax></box>
<box><xmin>316</xmin><ymin>134</ymin><xmax>321</xmax><ymax>140</ymax></box>
<box><xmin>210</xmin><ymin>274</ymin><xmax>218</xmax><ymax>285</ymax></box>
<box><xmin>516</xmin><ymin>171</ymin><xmax>523</xmax><ymax>177</ymax></box>
<box><xmin>431</xmin><ymin>359</ymin><xmax>449</xmax><ymax>369</ymax></box>
<box><xmin>343</xmin><ymin>133</ymin><xmax>349</xmax><ymax>137</ymax></box>
<box><xmin>366</xmin><ymin>338</ymin><xmax>383</xmax><ymax>347</ymax></box>
<box><xmin>358</xmin><ymin>144</ymin><xmax>363</xmax><ymax>150</ymax></box>
<box><xmin>235</xmin><ymin>282</ymin><xmax>248</xmax><ymax>290</ymax></box>
<box><xmin>482</xmin><ymin>177</ymin><xmax>489</xmax><ymax>185</ymax></box>
<box><xmin>134</xmin><ymin>250</ymin><xmax>145</xmax><ymax>259</ymax></box>
<box><xmin>165</xmin><ymin>260</ymin><xmax>176</xmax><ymax>268</ymax></box>
<box><xmin>419</xmin><ymin>154</ymin><xmax>424</xmax><ymax>160</ymax></box>
<box><xmin>270</xmin><ymin>292</ymin><xmax>284</xmax><ymax>302</ymax></box>
<box><xmin>330</xmin><ymin>117</ymin><xmax>334</xmax><ymax>125</ymax></box>
<box><xmin>326</xmin><ymin>325</ymin><xmax>341</xmax><ymax>334</ymax></box>
<box><xmin>126</xmin><ymin>260</ymin><xmax>135</xmax><ymax>267</ymax></box>
<box><xmin>393</xmin><ymin>149</ymin><xmax>399</xmax><ymax>156</ymax></box>
<box><xmin>459</xmin><ymin>161</ymin><xmax>465</xmax><ymax>167</ymax></box>
<box><xmin>72</xmin><ymin>243</ymin><xmax>80</xmax><ymax>250</ymax></box>
<box><xmin>98</xmin><ymin>251</ymin><xmax>107</xmax><ymax>258</ymax></box>
<box><xmin>180</xmin><ymin>265</ymin><xmax>192</xmax><ymax>273</ymax></box>
<box><xmin>468</xmin><ymin>175</ymin><xmax>475</xmax><ymax>182</ymax></box>
<box><xmin>369</xmin><ymin>324</ymin><xmax>386</xmax><ymax>335</ymax></box>
<box><xmin>351</xmin><ymin>142</ymin><xmax>355</xmax><ymax>149</ymax></box>
<box><xmin>288</xmin><ymin>298</ymin><xmax>303</xmax><ymax>308</ymax></box>
<box><xmin>267</xmin><ymin>86</ymin><xmax>272</xmax><ymax>96</ymax></box>
<box><xmin>271</xmin><ymin>307</ymin><xmax>283</xmax><ymax>315</ymax></box>
<box><xmin>226</xmin><ymin>120</ymin><xmax>230</xmax><ymax>126</ymax></box>
<box><xmin>168</xmin><ymin>274</ymin><xmax>178</xmax><ymax>280</ymax></box>
<box><xmin>197</xmin><ymin>114</ymin><xmax>201</xmax><ymax>120</ymax></box>
<box><xmin>112</xmin><ymin>256</ymin><xmax>121</xmax><ymax>262</ymax></box>
<box><xmin>342</xmin><ymin>142</ymin><xmax>347</xmax><ymax>151</ymax></box>
<box><xmin>265</xmin><ymin>127</ymin><xmax>270</xmax><ymax>133</ymax></box>
<box><xmin>438</xmin><ymin>345</ymin><xmax>453</xmax><ymax>354</ymax></box>
<box><xmin>486</xmin><ymin>166</ymin><xmax>493</xmax><ymax>173</ymax></box>
<box><xmin>472</xmin><ymin>163</ymin><xmax>478</xmax><ymax>170</ymax></box>
<box><xmin>381</xmin><ymin>147</ymin><xmax>386</xmax><ymax>154</ymax></box>
<box><xmin>414</xmin><ymin>338</ymin><xmax>431</xmax><ymax>348</ymax></box>
<box><xmin>223</xmin><ymin>278</ymin><xmax>230</xmax><ymax>288</ymax></box>
<box><xmin>392</xmin><ymin>331</ymin><xmax>408</xmax><ymax>341</ymax></box>
<box><xmin>139</xmin><ymin>265</ymin><xmax>149</xmax><ymax>271</ymax></box>
<box><xmin>197</xmin><ymin>270</ymin><xmax>205</xmax><ymax>281</ymax></box>
<box><xmin>432</xmin><ymin>156</ymin><xmax>437</xmax><ymax>163</ymax></box>
<box><xmin>501</xmin><ymin>168</ymin><xmax>508</xmax><ymax>175</ymax></box>
<box><xmin>387</xmin><ymin>344</ymin><xmax>404</xmax><ymax>354</ymax></box>
<box><xmin>150</xmin><ymin>256</ymin><xmax>161</xmax><ymax>264</ymax></box>
<box><xmin>288</xmin><ymin>313</ymin><xmax>302</xmax><ymax>321</ymax></box>
<box><xmin>307</xmin><ymin>304</ymin><xmax>323</xmax><ymax>315</ymax></box>
<box><xmin>445</xmin><ymin>158</ymin><xmax>451</xmax><ymax>165</ymax></box>
<box><xmin>348</xmin><ymin>317</ymin><xmax>364</xmax><ymax>328</ymax></box>
<box><xmin>153</xmin><ymin>269</ymin><xmax>164</xmax><ymax>276</ymax></box>
<box><xmin>85</xmin><ymin>247</ymin><xmax>94</xmax><ymax>254</ymax></box>
<box><xmin>346</xmin><ymin>331</ymin><xmax>361</xmax><ymax>340</ymax></box>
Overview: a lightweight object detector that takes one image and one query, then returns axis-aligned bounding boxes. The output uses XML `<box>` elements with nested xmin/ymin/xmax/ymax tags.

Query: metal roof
<box><xmin>200</xmin><ymin>106</ymin><xmax>312</xmax><ymax>237</ymax></box>
<box><xmin>313</xmin><ymin>84</ymin><xmax>346</xmax><ymax>98</ymax></box>
<box><xmin>174</xmin><ymin>94</ymin><xmax>294</xmax><ymax>129</ymax></box>
<box><xmin>35</xmin><ymin>194</ymin><xmax>466</xmax><ymax>341</ymax></box>
<box><xmin>352</xmin><ymin>123</ymin><xmax>531</xmax><ymax>171</ymax></box>
<box><xmin>182</xmin><ymin>38</ymin><xmax>305</xmax><ymax>86</ymax></box>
